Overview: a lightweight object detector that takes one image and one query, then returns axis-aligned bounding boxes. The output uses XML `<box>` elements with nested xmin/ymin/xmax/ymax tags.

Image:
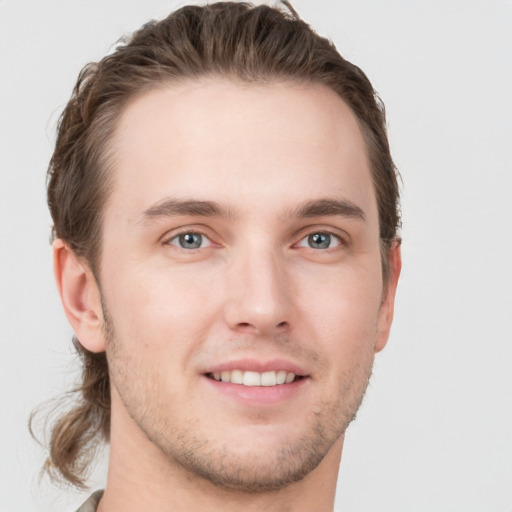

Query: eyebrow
<box><xmin>139</xmin><ymin>199</ymin><xmax>237</xmax><ymax>223</ymax></box>
<box><xmin>138</xmin><ymin>197</ymin><xmax>365</xmax><ymax>224</ymax></box>
<box><xmin>294</xmin><ymin>198</ymin><xmax>366</xmax><ymax>221</ymax></box>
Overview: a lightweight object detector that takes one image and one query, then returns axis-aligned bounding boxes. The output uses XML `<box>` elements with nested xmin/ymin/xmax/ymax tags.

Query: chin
<box><xmin>144</xmin><ymin>407</ymin><xmax>349</xmax><ymax>493</ymax></box>
<box><xmin>171</xmin><ymin>437</ymin><xmax>332</xmax><ymax>493</ymax></box>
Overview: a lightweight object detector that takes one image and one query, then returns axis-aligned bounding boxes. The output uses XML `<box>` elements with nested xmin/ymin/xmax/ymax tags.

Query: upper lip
<box><xmin>203</xmin><ymin>358</ymin><xmax>308</xmax><ymax>376</ymax></box>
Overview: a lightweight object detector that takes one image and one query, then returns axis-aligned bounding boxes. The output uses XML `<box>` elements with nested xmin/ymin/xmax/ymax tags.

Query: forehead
<box><xmin>106</xmin><ymin>78</ymin><xmax>376</xmax><ymax>223</ymax></box>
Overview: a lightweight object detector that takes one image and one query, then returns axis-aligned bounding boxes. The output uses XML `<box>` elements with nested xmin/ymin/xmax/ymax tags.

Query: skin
<box><xmin>54</xmin><ymin>79</ymin><xmax>401</xmax><ymax>512</ymax></box>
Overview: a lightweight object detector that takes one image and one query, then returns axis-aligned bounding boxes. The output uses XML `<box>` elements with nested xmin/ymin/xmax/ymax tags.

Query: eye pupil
<box><xmin>308</xmin><ymin>232</ymin><xmax>330</xmax><ymax>249</ymax></box>
<box><xmin>179</xmin><ymin>233</ymin><xmax>202</xmax><ymax>249</ymax></box>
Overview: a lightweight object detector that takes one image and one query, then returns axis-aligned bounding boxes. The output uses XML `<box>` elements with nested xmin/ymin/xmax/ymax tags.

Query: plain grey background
<box><xmin>1</xmin><ymin>1</ymin><xmax>511</xmax><ymax>511</ymax></box>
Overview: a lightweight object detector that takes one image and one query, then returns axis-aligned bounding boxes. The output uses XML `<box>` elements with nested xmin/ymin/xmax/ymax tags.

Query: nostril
<box><xmin>234</xmin><ymin>321</ymin><xmax>288</xmax><ymax>332</ymax></box>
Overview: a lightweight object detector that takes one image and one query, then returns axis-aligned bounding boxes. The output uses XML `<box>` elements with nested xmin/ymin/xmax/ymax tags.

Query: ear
<box><xmin>53</xmin><ymin>239</ymin><xmax>106</xmax><ymax>353</ymax></box>
<box><xmin>375</xmin><ymin>240</ymin><xmax>402</xmax><ymax>353</ymax></box>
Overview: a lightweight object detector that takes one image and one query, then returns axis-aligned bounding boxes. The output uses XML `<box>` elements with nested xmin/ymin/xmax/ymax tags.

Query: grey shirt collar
<box><xmin>75</xmin><ymin>490</ymin><xmax>104</xmax><ymax>512</ymax></box>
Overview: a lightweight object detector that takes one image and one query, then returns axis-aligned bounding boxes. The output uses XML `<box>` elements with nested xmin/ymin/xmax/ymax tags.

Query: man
<box><xmin>45</xmin><ymin>2</ymin><xmax>401</xmax><ymax>511</ymax></box>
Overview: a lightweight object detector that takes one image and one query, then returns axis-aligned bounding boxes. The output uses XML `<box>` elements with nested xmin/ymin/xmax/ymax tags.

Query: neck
<box><xmin>98</xmin><ymin>396</ymin><xmax>343</xmax><ymax>512</ymax></box>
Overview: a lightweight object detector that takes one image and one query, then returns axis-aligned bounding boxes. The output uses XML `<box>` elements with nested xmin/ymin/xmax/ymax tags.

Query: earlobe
<box><xmin>375</xmin><ymin>240</ymin><xmax>402</xmax><ymax>353</ymax></box>
<box><xmin>53</xmin><ymin>239</ymin><xmax>106</xmax><ymax>353</ymax></box>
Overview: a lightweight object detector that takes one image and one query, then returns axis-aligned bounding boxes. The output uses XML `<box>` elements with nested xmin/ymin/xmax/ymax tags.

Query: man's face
<box><xmin>96</xmin><ymin>79</ymin><xmax>398</xmax><ymax>491</ymax></box>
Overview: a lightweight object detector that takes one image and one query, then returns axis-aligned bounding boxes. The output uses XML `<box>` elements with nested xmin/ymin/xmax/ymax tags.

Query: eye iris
<box><xmin>179</xmin><ymin>233</ymin><xmax>202</xmax><ymax>249</ymax></box>
<box><xmin>308</xmin><ymin>232</ymin><xmax>330</xmax><ymax>249</ymax></box>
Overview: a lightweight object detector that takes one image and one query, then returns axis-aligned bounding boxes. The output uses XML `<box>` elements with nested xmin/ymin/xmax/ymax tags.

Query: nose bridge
<box><xmin>224</xmin><ymin>237</ymin><xmax>291</xmax><ymax>333</ymax></box>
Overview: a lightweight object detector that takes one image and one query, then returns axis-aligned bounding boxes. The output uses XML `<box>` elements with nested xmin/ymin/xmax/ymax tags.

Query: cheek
<box><xmin>103</xmin><ymin>272</ymin><xmax>208</xmax><ymax>409</ymax></box>
<box><xmin>103</xmin><ymin>263</ymin><xmax>213</xmax><ymax>357</ymax></box>
<box><xmin>295</xmin><ymin>263</ymin><xmax>383</xmax><ymax>356</ymax></box>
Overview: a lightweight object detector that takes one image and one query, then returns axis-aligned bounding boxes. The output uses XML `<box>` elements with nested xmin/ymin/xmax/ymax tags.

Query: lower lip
<box><xmin>202</xmin><ymin>375</ymin><xmax>308</xmax><ymax>406</ymax></box>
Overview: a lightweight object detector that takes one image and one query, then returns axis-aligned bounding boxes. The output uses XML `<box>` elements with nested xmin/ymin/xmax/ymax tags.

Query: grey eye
<box><xmin>307</xmin><ymin>232</ymin><xmax>332</xmax><ymax>249</ymax></box>
<box><xmin>297</xmin><ymin>231</ymin><xmax>341</xmax><ymax>250</ymax></box>
<box><xmin>174</xmin><ymin>232</ymin><xmax>204</xmax><ymax>249</ymax></box>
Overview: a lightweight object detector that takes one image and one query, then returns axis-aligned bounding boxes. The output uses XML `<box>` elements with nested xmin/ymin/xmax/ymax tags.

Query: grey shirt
<box><xmin>75</xmin><ymin>490</ymin><xmax>104</xmax><ymax>512</ymax></box>
<box><xmin>74</xmin><ymin>489</ymin><xmax>341</xmax><ymax>511</ymax></box>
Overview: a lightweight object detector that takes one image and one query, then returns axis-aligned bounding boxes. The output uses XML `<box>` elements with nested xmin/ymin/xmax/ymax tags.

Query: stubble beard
<box><xmin>103</xmin><ymin>307</ymin><xmax>375</xmax><ymax>493</ymax></box>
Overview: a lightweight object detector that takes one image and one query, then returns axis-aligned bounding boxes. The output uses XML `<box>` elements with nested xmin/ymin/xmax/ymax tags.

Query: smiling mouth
<box><xmin>206</xmin><ymin>370</ymin><xmax>304</xmax><ymax>387</ymax></box>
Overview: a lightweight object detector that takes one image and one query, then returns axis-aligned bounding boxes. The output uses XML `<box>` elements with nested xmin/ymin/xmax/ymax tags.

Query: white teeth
<box><xmin>261</xmin><ymin>371</ymin><xmax>277</xmax><ymax>386</ymax></box>
<box><xmin>231</xmin><ymin>369</ymin><xmax>244</xmax><ymax>384</ymax></box>
<box><xmin>276</xmin><ymin>370</ymin><xmax>287</xmax><ymax>385</ymax></box>
<box><xmin>243</xmin><ymin>371</ymin><xmax>261</xmax><ymax>386</ymax></box>
<box><xmin>210</xmin><ymin>369</ymin><xmax>297</xmax><ymax>386</ymax></box>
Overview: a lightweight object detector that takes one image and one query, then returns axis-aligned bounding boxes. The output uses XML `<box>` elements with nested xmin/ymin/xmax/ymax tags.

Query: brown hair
<box><xmin>42</xmin><ymin>1</ymin><xmax>400</xmax><ymax>487</ymax></box>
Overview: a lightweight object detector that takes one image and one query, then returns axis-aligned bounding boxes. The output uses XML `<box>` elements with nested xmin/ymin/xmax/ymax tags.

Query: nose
<box><xmin>223</xmin><ymin>246</ymin><xmax>293</xmax><ymax>336</ymax></box>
